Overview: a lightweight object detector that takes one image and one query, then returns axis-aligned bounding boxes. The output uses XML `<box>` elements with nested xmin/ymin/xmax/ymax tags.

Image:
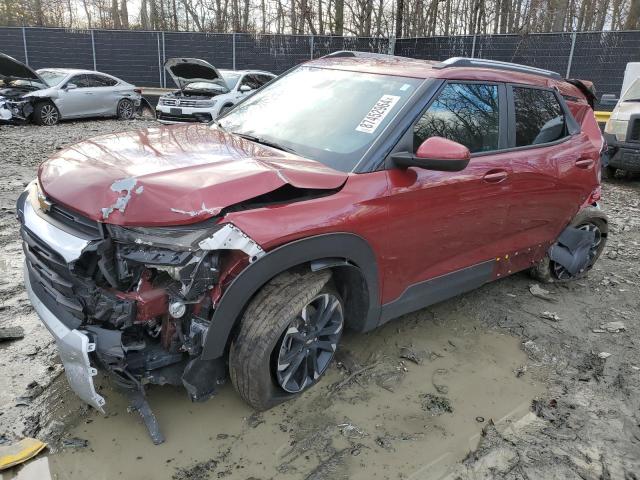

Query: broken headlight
<box><xmin>108</xmin><ymin>223</ymin><xmax>223</xmax><ymax>251</ymax></box>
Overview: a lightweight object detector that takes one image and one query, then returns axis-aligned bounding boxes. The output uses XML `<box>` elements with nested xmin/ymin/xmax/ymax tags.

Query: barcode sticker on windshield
<box><xmin>356</xmin><ymin>95</ymin><xmax>401</xmax><ymax>134</ymax></box>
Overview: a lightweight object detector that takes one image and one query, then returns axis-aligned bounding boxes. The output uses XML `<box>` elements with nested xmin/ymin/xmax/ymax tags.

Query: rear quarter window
<box><xmin>513</xmin><ymin>87</ymin><xmax>567</xmax><ymax>146</ymax></box>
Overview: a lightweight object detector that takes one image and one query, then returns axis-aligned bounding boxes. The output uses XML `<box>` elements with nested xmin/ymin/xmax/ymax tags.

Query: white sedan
<box><xmin>0</xmin><ymin>53</ymin><xmax>141</xmax><ymax>125</ymax></box>
<box><xmin>156</xmin><ymin>58</ymin><xmax>276</xmax><ymax>124</ymax></box>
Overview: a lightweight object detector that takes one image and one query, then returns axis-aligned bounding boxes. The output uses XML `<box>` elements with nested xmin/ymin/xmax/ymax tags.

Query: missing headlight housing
<box><xmin>108</xmin><ymin>223</ymin><xmax>223</xmax><ymax>251</ymax></box>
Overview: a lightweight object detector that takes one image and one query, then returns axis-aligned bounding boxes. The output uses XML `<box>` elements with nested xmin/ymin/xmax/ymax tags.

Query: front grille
<box><xmin>161</xmin><ymin>98</ymin><xmax>209</xmax><ymax>108</ymax></box>
<box><xmin>157</xmin><ymin>111</ymin><xmax>211</xmax><ymax>123</ymax></box>
<box><xmin>22</xmin><ymin>226</ymin><xmax>85</xmax><ymax>328</ymax></box>
<box><xmin>628</xmin><ymin>118</ymin><xmax>640</xmax><ymax>143</ymax></box>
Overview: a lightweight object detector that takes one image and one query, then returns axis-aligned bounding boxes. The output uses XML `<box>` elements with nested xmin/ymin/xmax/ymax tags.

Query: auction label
<box><xmin>356</xmin><ymin>95</ymin><xmax>401</xmax><ymax>134</ymax></box>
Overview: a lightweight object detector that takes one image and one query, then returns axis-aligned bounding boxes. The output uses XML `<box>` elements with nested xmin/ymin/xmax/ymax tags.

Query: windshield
<box><xmin>218</xmin><ymin>66</ymin><xmax>422</xmax><ymax>172</ymax></box>
<box><xmin>220</xmin><ymin>70</ymin><xmax>241</xmax><ymax>90</ymax></box>
<box><xmin>38</xmin><ymin>70</ymin><xmax>68</xmax><ymax>87</ymax></box>
<box><xmin>621</xmin><ymin>78</ymin><xmax>640</xmax><ymax>102</ymax></box>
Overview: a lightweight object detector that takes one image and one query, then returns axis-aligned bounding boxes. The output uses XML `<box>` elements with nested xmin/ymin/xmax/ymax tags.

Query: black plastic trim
<box><xmin>379</xmin><ymin>260</ymin><xmax>495</xmax><ymax>323</ymax></box>
<box><xmin>200</xmin><ymin>232</ymin><xmax>380</xmax><ymax>360</ymax></box>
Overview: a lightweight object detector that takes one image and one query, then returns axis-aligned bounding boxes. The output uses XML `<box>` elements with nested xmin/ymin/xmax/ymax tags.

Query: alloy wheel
<box><xmin>552</xmin><ymin>222</ymin><xmax>603</xmax><ymax>280</ymax></box>
<box><xmin>118</xmin><ymin>100</ymin><xmax>134</xmax><ymax>119</ymax></box>
<box><xmin>41</xmin><ymin>104</ymin><xmax>59</xmax><ymax>125</ymax></box>
<box><xmin>275</xmin><ymin>293</ymin><xmax>343</xmax><ymax>393</ymax></box>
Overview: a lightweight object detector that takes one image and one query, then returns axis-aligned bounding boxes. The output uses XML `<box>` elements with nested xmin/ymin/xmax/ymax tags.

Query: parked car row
<box><xmin>0</xmin><ymin>53</ymin><xmax>141</xmax><ymax>125</ymax></box>
<box><xmin>1</xmin><ymin>53</ymin><xmax>276</xmax><ymax>127</ymax></box>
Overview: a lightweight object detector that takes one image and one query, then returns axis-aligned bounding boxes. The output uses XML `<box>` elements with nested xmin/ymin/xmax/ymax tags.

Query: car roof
<box><xmin>37</xmin><ymin>68</ymin><xmax>121</xmax><ymax>79</ymax></box>
<box><xmin>306</xmin><ymin>52</ymin><xmax>584</xmax><ymax>99</ymax></box>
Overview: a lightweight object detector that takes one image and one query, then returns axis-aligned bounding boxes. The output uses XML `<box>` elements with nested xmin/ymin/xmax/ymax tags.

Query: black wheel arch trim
<box><xmin>200</xmin><ymin>232</ymin><xmax>381</xmax><ymax>360</ymax></box>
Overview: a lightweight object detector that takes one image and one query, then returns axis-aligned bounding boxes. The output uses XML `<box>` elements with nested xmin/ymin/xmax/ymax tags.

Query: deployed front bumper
<box><xmin>25</xmin><ymin>264</ymin><xmax>106</xmax><ymax>412</ymax></box>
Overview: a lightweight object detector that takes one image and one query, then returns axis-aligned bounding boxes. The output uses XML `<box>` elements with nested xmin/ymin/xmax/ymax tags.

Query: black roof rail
<box><xmin>434</xmin><ymin>57</ymin><xmax>562</xmax><ymax>80</ymax></box>
<box><xmin>321</xmin><ymin>50</ymin><xmax>394</xmax><ymax>59</ymax></box>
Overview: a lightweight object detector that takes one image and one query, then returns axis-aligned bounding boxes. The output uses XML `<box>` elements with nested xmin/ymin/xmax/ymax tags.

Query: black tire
<box><xmin>229</xmin><ymin>269</ymin><xmax>343</xmax><ymax>411</ymax></box>
<box><xmin>602</xmin><ymin>165</ymin><xmax>617</xmax><ymax>180</ymax></box>
<box><xmin>530</xmin><ymin>206</ymin><xmax>608</xmax><ymax>283</ymax></box>
<box><xmin>32</xmin><ymin>101</ymin><xmax>60</xmax><ymax>126</ymax></box>
<box><xmin>117</xmin><ymin>99</ymin><xmax>135</xmax><ymax>120</ymax></box>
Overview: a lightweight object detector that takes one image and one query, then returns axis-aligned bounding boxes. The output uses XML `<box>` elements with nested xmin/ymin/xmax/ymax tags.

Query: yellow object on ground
<box><xmin>0</xmin><ymin>439</ymin><xmax>47</xmax><ymax>471</ymax></box>
<box><xmin>594</xmin><ymin>111</ymin><xmax>611</xmax><ymax>124</ymax></box>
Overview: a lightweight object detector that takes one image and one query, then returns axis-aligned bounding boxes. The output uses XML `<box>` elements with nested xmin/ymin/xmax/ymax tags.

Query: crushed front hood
<box><xmin>38</xmin><ymin>123</ymin><xmax>348</xmax><ymax>226</ymax></box>
<box><xmin>164</xmin><ymin>58</ymin><xmax>227</xmax><ymax>92</ymax></box>
<box><xmin>0</xmin><ymin>53</ymin><xmax>43</xmax><ymax>84</ymax></box>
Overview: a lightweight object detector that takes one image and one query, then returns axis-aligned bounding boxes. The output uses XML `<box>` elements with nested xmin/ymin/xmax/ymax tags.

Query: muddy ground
<box><xmin>0</xmin><ymin>120</ymin><xmax>639</xmax><ymax>479</ymax></box>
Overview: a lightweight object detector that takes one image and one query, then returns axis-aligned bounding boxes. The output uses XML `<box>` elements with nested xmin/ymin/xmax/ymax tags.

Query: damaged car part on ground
<box><xmin>18</xmin><ymin>52</ymin><xmax>607</xmax><ymax>443</ymax></box>
<box><xmin>0</xmin><ymin>52</ymin><xmax>141</xmax><ymax>125</ymax></box>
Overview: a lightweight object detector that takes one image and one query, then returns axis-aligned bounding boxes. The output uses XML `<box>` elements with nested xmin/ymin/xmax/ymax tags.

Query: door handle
<box><xmin>575</xmin><ymin>158</ymin><xmax>594</xmax><ymax>169</ymax></box>
<box><xmin>483</xmin><ymin>170</ymin><xmax>509</xmax><ymax>183</ymax></box>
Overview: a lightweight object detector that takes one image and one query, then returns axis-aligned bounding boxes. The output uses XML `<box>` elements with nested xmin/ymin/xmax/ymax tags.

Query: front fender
<box><xmin>200</xmin><ymin>232</ymin><xmax>380</xmax><ymax>360</ymax></box>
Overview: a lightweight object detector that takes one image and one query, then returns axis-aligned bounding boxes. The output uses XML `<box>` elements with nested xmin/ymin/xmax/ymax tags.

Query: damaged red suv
<box><xmin>18</xmin><ymin>52</ymin><xmax>607</xmax><ymax>442</ymax></box>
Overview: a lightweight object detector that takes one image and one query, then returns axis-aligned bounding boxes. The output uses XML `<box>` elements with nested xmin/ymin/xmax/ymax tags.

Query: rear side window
<box><xmin>513</xmin><ymin>87</ymin><xmax>566</xmax><ymax>146</ymax></box>
<box><xmin>414</xmin><ymin>83</ymin><xmax>500</xmax><ymax>153</ymax></box>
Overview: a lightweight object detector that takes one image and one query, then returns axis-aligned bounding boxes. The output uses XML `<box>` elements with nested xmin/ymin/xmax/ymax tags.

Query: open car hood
<box><xmin>164</xmin><ymin>57</ymin><xmax>228</xmax><ymax>92</ymax></box>
<box><xmin>38</xmin><ymin>123</ymin><xmax>348</xmax><ymax>226</ymax></box>
<box><xmin>0</xmin><ymin>53</ymin><xmax>44</xmax><ymax>84</ymax></box>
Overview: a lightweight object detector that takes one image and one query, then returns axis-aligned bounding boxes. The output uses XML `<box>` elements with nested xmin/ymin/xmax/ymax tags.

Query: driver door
<box><xmin>381</xmin><ymin>81</ymin><xmax>513</xmax><ymax>312</ymax></box>
<box><xmin>57</xmin><ymin>74</ymin><xmax>100</xmax><ymax>118</ymax></box>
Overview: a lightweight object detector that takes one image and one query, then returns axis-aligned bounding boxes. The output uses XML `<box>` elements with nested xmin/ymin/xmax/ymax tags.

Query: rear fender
<box><xmin>200</xmin><ymin>233</ymin><xmax>381</xmax><ymax>360</ymax></box>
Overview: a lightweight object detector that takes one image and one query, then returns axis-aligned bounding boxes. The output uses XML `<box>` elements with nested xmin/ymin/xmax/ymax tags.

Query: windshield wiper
<box><xmin>210</xmin><ymin>119</ymin><xmax>227</xmax><ymax>132</ymax></box>
<box><xmin>232</xmin><ymin>132</ymin><xmax>297</xmax><ymax>154</ymax></box>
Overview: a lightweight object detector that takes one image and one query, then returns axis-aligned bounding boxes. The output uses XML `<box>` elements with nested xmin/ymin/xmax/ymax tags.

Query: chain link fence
<box><xmin>1</xmin><ymin>27</ymin><xmax>638</xmax><ymax>106</ymax></box>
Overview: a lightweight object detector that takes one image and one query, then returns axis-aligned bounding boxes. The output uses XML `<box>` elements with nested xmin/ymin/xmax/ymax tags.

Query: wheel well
<box><xmin>200</xmin><ymin>232</ymin><xmax>381</xmax><ymax>361</ymax></box>
<box><xmin>222</xmin><ymin>260</ymin><xmax>371</xmax><ymax>356</ymax></box>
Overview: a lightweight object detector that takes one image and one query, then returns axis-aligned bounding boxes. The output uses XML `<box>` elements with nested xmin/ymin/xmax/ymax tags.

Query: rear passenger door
<box><xmin>503</xmin><ymin>85</ymin><xmax>598</xmax><ymax>259</ymax></box>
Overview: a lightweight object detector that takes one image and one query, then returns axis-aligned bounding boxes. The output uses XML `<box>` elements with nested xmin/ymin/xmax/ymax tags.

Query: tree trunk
<box><xmin>111</xmin><ymin>0</ymin><xmax>121</xmax><ymax>28</ymax></box>
<box><xmin>120</xmin><ymin>0</ymin><xmax>129</xmax><ymax>28</ymax></box>
<box><xmin>625</xmin><ymin>0</ymin><xmax>640</xmax><ymax>29</ymax></box>
<box><xmin>335</xmin><ymin>0</ymin><xmax>344</xmax><ymax>34</ymax></box>
<box><xmin>395</xmin><ymin>0</ymin><xmax>403</xmax><ymax>37</ymax></box>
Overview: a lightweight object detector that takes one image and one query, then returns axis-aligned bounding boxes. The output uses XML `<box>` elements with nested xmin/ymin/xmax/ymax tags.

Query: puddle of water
<box><xmin>49</xmin><ymin>310</ymin><xmax>542</xmax><ymax>480</ymax></box>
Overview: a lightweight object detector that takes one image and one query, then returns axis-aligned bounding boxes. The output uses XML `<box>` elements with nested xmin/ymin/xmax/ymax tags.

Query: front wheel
<box><xmin>229</xmin><ymin>269</ymin><xmax>344</xmax><ymax>411</ymax></box>
<box><xmin>32</xmin><ymin>101</ymin><xmax>60</xmax><ymax>126</ymax></box>
<box><xmin>530</xmin><ymin>207</ymin><xmax>608</xmax><ymax>283</ymax></box>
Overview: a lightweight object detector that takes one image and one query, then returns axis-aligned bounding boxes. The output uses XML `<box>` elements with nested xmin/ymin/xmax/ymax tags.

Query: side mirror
<box><xmin>392</xmin><ymin>137</ymin><xmax>471</xmax><ymax>172</ymax></box>
<box><xmin>65</xmin><ymin>83</ymin><xmax>78</xmax><ymax>90</ymax></box>
<box><xmin>239</xmin><ymin>85</ymin><xmax>252</xmax><ymax>93</ymax></box>
<box><xmin>600</xmin><ymin>94</ymin><xmax>618</xmax><ymax>106</ymax></box>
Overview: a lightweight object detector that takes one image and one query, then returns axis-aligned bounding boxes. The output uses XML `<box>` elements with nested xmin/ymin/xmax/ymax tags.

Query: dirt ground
<box><xmin>0</xmin><ymin>119</ymin><xmax>639</xmax><ymax>480</ymax></box>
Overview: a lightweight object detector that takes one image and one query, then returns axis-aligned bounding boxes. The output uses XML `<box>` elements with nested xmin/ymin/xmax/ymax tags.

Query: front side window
<box><xmin>67</xmin><ymin>75</ymin><xmax>91</xmax><ymax>88</ymax></box>
<box><xmin>414</xmin><ymin>83</ymin><xmax>499</xmax><ymax>153</ymax></box>
<box><xmin>513</xmin><ymin>87</ymin><xmax>566</xmax><ymax>146</ymax></box>
<box><xmin>219</xmin><ymin>66</ymin><xmax>422</xmax><ymax>172</ymax></box>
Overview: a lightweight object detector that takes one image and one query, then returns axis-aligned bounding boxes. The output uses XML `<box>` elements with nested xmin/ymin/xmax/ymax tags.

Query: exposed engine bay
<box><xmin>0</xmin><ymin>82</ymin><xmax>38</xmax><ymax>122</ymax></box>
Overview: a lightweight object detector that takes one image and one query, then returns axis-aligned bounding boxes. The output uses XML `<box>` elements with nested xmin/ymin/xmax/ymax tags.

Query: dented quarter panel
<box><xmin>38</xmin><ymin>123</ymin><xmax>348</xmax><ymax>226</ymax></box>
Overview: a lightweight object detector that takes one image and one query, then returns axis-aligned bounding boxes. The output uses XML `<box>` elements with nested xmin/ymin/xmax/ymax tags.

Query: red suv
<box><xmin>18</xmin><ymin>52</ymin><xmax>607</xmax><ymax>442</ymax></box>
